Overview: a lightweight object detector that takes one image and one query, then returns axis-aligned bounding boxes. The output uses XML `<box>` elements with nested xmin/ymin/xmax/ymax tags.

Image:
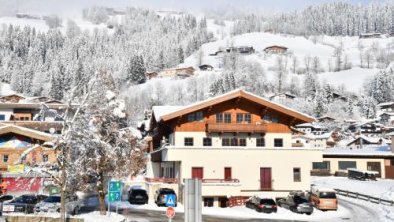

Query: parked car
<box><xmin>245</xmin><ymin>195</ymin><xmax>277</xmax><ymax>213</ymax></box>
<box><xmin>0</xmin><ymin>195</ymin><xmax>14</xmax><ymax>216</ymax></box>
<box><xmin>35</xmin><ymin>195</ymin><xmax>61</xmax><ymax>213</ymax></box>
<box><xmin>154</xmin><ymin>188</ymin><xmax>177</xmax><ymax>207</ymax></box>
<box><xmin>310</xmin><ymin>186</ymin><xmax>337</xmax><ymax>211</ymax></box>
<box><xmin>277</xmin><ymin>193</ymin><xmax>313</xmax><ymax>215</ymax></box>
<box><xmin>66</xmin><ymin>194</ymin><xmax>100</xmax><ymax>215</ymax></box>
<box><xmin>2</xmin><ymin>194</ymin><xmax>47</xmax><ymax>214</ymax></box>
<box><xmin>128</xmin><ymin>188</ymin><xmax>148</xmax><ymax>205</ymax></box>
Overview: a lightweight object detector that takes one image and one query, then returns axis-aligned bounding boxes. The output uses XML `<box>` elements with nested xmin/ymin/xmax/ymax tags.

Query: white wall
<box><xmin>0</xmin><ymin>109</ymin><xmax>14</xmax><ymax>121</ymax></box>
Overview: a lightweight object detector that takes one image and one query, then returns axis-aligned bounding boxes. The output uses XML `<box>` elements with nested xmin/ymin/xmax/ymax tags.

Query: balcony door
<box><xmin>224</xmin><ymin>167</ymin><xmax>232</xmax><ymax>180</ymax></box>
<box><xmin>260</xmin><ymin>167</ymin><xmax>272</xmax><ymax>190</ymax></box>
<box><xmin>192</xmin><ymin>167</ymin><xmax>203</xmax><ymax>180</ymax></box>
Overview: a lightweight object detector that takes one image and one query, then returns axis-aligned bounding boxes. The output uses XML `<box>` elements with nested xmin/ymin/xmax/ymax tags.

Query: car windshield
<box><xmin>44</xmin><ymin>196</ymin><xmax>61</xmax><ymax>203</ymax></box>
<box><xmin>12</xmin><ymin>195</ymin><xmax>35</xmax><ymax>203</ymax></box>
<box><xmin>319</xmin><ymin>192</ymin><xmax>336</xmax><ymax>198</ymax></box>
<box><xmin>294</xmin><ymin>196</ymin><xmax>308</xmax><ymax>204</ymax></box>
<box><xmin>260</xmin><ymin>199</ymin><xmax>275</xmax><ymax>205</ymax></box>
<box><xmin>132</xmin><ymin>190</ymin><xmax>146</xmax><ymax>196</ymax></box>
<box><xmin>160</xmin><ymin>190</ymin><xmax>175</xmax><ymax>195</ymax></box>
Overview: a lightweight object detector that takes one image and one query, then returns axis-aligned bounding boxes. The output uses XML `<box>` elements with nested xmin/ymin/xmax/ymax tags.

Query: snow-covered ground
<box><xmin>312</xmin><ymin>176</ymin><xmax>394</xmax><ymax>201</ymax></box>
<box><xmin>4</xmin><ymin>211</ymin><xmax>126</xmax><ymax>222</ymax></box>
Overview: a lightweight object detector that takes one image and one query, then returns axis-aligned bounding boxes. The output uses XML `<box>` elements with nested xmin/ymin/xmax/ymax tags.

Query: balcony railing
<box><xmin>202</xmin><ymin>178</ymin><xmax>240</xmax><ymax>183</ymax></box>
<box><xmin>144</xmin><ymin>177</ymin><xmax>178</xmax><ymax>184</ymax></box>
<box><xmin>206</xmin><ymin>122</ymin><xmax>267</xmax><ymax>133</ymax></box>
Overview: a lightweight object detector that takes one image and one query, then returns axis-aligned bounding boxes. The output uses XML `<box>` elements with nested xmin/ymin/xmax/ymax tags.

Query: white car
<box><xmin>35</xmin><ymin>194</ymin><xmax>81</xmax><ymax>215</ymax></box>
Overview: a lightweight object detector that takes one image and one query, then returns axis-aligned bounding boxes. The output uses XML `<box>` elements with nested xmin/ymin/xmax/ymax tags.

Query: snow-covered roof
<box><xmin>387</xmin><ymin>132</ymin><xmax>394</xmax><ymax>136</ymax></box>
<box><xmin>379</xmin><ymin>112</ymin><xmax>394</xmax><ymax>116</ymax></box>
<box><xmin>0</xmin><ymin>123</ymin><xmax>56</xmax><ymax>141</ymax></box>
<box><xmin>378</xmin><ymin>102</ymin><xmax>394</xmax><ymax>107</ymax></box>
<box><xmin>313</xmin><ymin>132</ymin><xmax>333</xmax><ymax>139</ymax></box>
<box><xmin>295</xmin><ymin>123</ymin><xmax>325</xmax><ymax>129</ymax></box>
<box><xmin>152</xmin><ymin>106</ymin><xmax>184</xmax><ymax>122</ymax></box>
<box><xmin>323</xmin><ymin>145</ymin><xmax>394</xmax><ymax>157</ymax></box>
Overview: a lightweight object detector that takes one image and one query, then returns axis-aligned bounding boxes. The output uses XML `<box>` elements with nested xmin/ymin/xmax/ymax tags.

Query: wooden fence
<box><xmin>228</xmin><ymin>196</ymin><xmax>250</xmax><ymax>207</ymax></box>
<box><xmin>335</xmin><ymin>189</ymin><xmax>394</xmax><ymax>206</ymax></box>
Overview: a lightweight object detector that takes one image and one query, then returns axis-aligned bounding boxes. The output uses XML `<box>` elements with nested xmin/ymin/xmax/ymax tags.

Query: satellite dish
<box><xmin>49</xmin><ymin>128</ymin><xmax>56</xmax><ymax>134</ymax></box>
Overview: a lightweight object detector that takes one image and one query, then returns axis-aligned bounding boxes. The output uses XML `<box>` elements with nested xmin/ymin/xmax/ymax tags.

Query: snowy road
<box><xmin>337</xmin><ymin>197</ymin><xmax>379</xmax><ymax>222</ymax></box>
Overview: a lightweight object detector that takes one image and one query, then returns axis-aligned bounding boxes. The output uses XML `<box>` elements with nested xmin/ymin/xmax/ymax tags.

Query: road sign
<box><xmin>166</xmin><ymin>207</ymin><xmax>175</xmax><ymax>219</ymax></box>
<box><xmin>165</xmin><ymin>194</ymin><xmax>176</xmax><ymax>207</ymax></box>
<box><xmin>108</xmin><ymin>180</ymin><xmax>122</xmax><ymax>203</ymax></box>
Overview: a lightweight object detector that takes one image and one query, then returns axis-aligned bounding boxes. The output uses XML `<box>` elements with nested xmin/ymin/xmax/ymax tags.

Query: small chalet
<box><xmin>380</xmin><ymin>112</ymin><xmax>394</xmax><ymax>126</ymax></box>
<box><xmin>359</xmin><ymin>33</ymin><xmax>382</xmax><ymax>39</ymax></box>
<box><xmin>292</xmin><ymin>132</ymin><xmax>334</xmax><ymax>149</ymax></box>
<box><xmin>145</xmin><ymin>71</ymin><xmax>158</xmax><ymax>80</ymax></box>
<box><xmin>269</xmin><ymin>93</ymin><xmax>296</xmax><ymax>101</ymax></box>
<box><xmin>263</xmin><ymin>45</ymin><xmax>288</xmax><ymax>54</ymax></box>
<box><xmin>0</xmin><ymin>94</ymin><xmax>26</xmax><ymax>103</ymax></box>
<box><xmin>294</xmin><ymin>123</ymin><xmax>328</xmax><ymax>135</ymax></box>
<box><xmin>159</xmin><ymin>67</ymin><xmax>195</xmax><ymax>78</ymax></box>
<box><xmin>199</xmin><ymin>64</ymin><xmax>214</xmax><ymax>71</ymax></box>
<box><xmin>317</xmin><ymin>116</ymin><xmax>336</xmax><ymax>123</ymax></box>
<box><xmin>346</xmin><ymin>135</ymin><xmax>389</xmax><ymax>149</ymax></box>
<box><xmin>379</xmin><ymin>102</ymin><xmax>394</xmax><ymax>112</ymax></box>
<box><xmin>145</xmin><ymin>89</ymin><xmax>322</xmax><ymax>207</ymax></box>
<box><xmin>332</xmin><ymin>92</ymin><xmax>347</xmax><ymax>102</ymax></box>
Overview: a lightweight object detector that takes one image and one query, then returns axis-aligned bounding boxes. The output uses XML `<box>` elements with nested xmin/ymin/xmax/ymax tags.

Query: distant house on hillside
<box><xmin>264</xmin><ymin>45</ymin><xmax>288</xmax><ymax>54</ymax></box>
<box><xmin>379</xmin><ymin>113</ymin><xmax>394</xmax><ymax>126</ymax></box>
<box><xmin>359</xmin><ymin>33</ymin><xmax>382</xmax><ymax>39</ymax></box>
<box><xmin>317</xmin><ymin>116</ymin><xmax>336</xmax><ymax>123</ymax></box>
<box><xmin>346</xmin><ymin>135</ymin><xmax>389</xmax><ymax>148</ymax></box>
<box><xmin>209</xmin><ymin>50</ymin><xmax>224</xmax><ymax>56</ymax></box>
<box><xmin>332</xmin><ymin>92</ymin><xmax>347</xmax><ymax>102</ymax></box>
<box><xmin>379</xmin><ymin>102</ymin><xmax>394</xmax><ymax>112</ymax></box>
<box><xmin>269</xmin><ymin>93</ymin><xmax>296</xmax><ymax>101</ymax></box>
<box><xmin>199</xmin><ymin>64</ymin><xmax>213</xmax><ymax>71</ymax></box>
<box><xmin>226</xmin><ymin>46</ymin><xmax>255</xmax><ymax>54</ymax></box>
<box><xmin>145</xmin><ymin>71</ymin><xmax>158</xmax><ymax>80</ymax></box>
<box><xmin>159</xmin><ymin>67</ymin><xmax>195</xmax><ymax>78</ymax></box>
<box><xmin>0</xmin><ymin>94</ymin><xmax>26</xmax><ymax>103</ymax></box>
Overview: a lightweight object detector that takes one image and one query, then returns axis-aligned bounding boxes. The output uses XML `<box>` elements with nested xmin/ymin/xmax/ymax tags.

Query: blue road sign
<box><xmin>108</xmin><ymin>180</ymin><xmax>122</xmax><ymax>203</ymax></box>
<box><xmin>165</xmin><ymin>194</ymin><xmax>176</xmax><ymax>207</ymax></box>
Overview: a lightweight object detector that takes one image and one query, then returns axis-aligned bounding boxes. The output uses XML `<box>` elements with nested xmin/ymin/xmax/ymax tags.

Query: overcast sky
<box><xmin>0</xmin><ymin>0</ymin><xmax>387</xmax><ymax>17</ymax></box>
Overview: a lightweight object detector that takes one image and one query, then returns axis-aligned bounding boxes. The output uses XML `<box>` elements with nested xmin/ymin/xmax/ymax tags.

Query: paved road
<box><xmin>122</xmin><ymin>208</ymin><xmax>305</xmax><ymax>222</ymax></box>
<box><xmin>337</xmin><ymin>197</ymin><xmax>379</xmax><ymax>222</ymax></box>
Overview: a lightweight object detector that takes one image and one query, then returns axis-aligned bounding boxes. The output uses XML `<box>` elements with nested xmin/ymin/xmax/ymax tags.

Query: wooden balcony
<box><xmin>144</xmin><ymin>177</ymin><xmax>178</xmax><ymax>184</ymax></box>
<box><xmin>202</xmin><ymin>179</ymin><xmax>240</xmax><ymax>183</ymax></box>
<box><xmin>206</xmin><ymin>122</ymin><xmax>267</xmax><ymax>133</ymax></box>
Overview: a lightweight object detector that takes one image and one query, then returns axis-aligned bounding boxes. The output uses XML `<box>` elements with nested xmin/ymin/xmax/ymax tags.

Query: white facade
<box><xmin>0</xmin><ymin>109</ymin><xmax>14</xmax><ymax>121</ymax></box>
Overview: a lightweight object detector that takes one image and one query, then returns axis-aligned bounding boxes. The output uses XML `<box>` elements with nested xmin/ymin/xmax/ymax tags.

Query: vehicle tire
<box><xmin>72</xmin><ymin>207</ymin><xmax>79</xmax><ymax>216</ymax></box>
<box><xmin>306</xmin><ymin>213</ymin><xmax>312</xmax><ymax>215</ymax></box>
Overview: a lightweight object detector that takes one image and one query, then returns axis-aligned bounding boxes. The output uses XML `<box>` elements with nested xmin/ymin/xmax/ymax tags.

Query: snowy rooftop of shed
<box><xmin>323</xmin><ymin>145</ymin><xmax>394</xmax><ymax>157</ymax></box>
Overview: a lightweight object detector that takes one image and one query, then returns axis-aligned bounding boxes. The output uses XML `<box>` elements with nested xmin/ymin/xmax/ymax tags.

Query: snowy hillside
<box><xmin>181</xmin><ymin>26</ymin><xmax>393</xmax><ymax>92</ymax></box>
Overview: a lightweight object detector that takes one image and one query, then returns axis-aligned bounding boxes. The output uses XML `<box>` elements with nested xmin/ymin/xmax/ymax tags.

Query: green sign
<box><xmin>108</xmin><ymin>181</ymin><xmax>122</xmax><ymax>202</ymax></box>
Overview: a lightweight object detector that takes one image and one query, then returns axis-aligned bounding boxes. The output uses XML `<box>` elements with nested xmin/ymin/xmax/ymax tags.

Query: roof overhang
<box><xmin>160</xmin><ymin>90</ymin><xmax>315</xmax><ymax>123</ymax></box>
<box><xmin>0</xmin><ymin>124</ymin><xmax>56</xmax><ymax>141</ymax></box>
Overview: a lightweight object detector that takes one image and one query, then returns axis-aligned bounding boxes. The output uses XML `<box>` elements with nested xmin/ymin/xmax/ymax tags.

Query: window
<box><xmin>224</xmin><ymin>113</ymin><xmax>231</xmax><ymax>123</ymax></box>
<box><xmin>187</xmin><ymin>111</ymin><xmax>203</xmax><ymax>122</ymax></box>
<box><xmin>184</xmin><ymin>137</ymin><xmax>194</xmax><ymax>146</ymax></box>
<box><xmin>338</xmin><ymin>161</ymin><xmax>356</xmax><ymax>170</ymax></box>
<box><xmin>203</xmin><ymin>138</ymin><xmax>212</xmax><ymax>146</ymax></box>
<box><xmin>256</xmin><ymin>138</ymin><xmax>265</xmax><ymax>147</ymax></box>
<box><xmin>230</xmin><ymin>138</ymin><xmax>238</xmax><ymax>146</ymax></box>
<box><xmin>21</xmin><ymin>155</ymin><xmax>26</xmax><ymax>162</ymax></box>
<box><xmin>236</xmin><ymin>113</ymin><xmax>252</xmax><ymax>123</ymax></box>
<box><xmin>263</xmin><ymin>114</ymin><xmax>278</xmax><ymax>123</ymax></box>
<box><xmin>3</xmin><ymin>155</ymin><xmax>8</xmax><ymax>163</ymax></box>
<box><xmin>293</xmin><ymin>168</ymin><xmax>301</xmax><ymax>182</ymax></box>
<box><xmin>312</xmin><ymin>161</ymin><xmax>330</xmax><ymax>170</ymax></box>
<box><xmin>239</xmin><ymin>138</ymin><xmax>246</xmax><ymax>146</ymax></box>
<box><xmin>204</xmin><ymin>197</ymin><xmax>214</xmax><ymax>207</ymax></box>
<box><xmin>0</xmin><ymin>115</ymin><xmax>5</xmax><ymax>121</ymax></box>
<box><xmin>274</xmin><ymin>138</ymin><xmax>283</xmax><ymax>147</ymax></box>
<box><xmin>222</xmin><ymin>138</ymin><xmax>230</xmax><ymax>146</ymax></box>
<box><xmin>216</xmin><ymin>113</ymin><xmax>223</xmax><ymax>123</ymax></box>
<box><xmin>42</xmin><ymin>154</ymin><xmax>49</xmax><ymax>163</ymax></box>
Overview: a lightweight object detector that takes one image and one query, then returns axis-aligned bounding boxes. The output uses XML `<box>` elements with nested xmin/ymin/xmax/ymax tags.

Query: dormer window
<box><xmin>187</xmin><ymin>111</ymin><xmax>203</xmax><ymax>122</ymax></box>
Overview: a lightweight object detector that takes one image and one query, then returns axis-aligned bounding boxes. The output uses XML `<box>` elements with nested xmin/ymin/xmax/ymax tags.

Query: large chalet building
<box><xmin>145</xmin><ymin>90</ymin><xmax>323</xmax><ymax>207</ymax></box>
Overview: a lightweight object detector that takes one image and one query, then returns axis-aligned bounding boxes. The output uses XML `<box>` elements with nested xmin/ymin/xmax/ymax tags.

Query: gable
<box><xmin>0</xmin><ymin>133</ymin><xmax>34</xmax><ymax>148</ymax></box>
<box><xmin>160</xmin><ymin>90</ymin><xmax>314</xmax><ymax>124</ymax></box>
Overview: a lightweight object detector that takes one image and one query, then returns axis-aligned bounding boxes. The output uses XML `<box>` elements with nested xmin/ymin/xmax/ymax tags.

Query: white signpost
<box><xmin>184</xmin><ymin>179</ymin><xmax>202</xmax><ymax>222</ymax></box>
